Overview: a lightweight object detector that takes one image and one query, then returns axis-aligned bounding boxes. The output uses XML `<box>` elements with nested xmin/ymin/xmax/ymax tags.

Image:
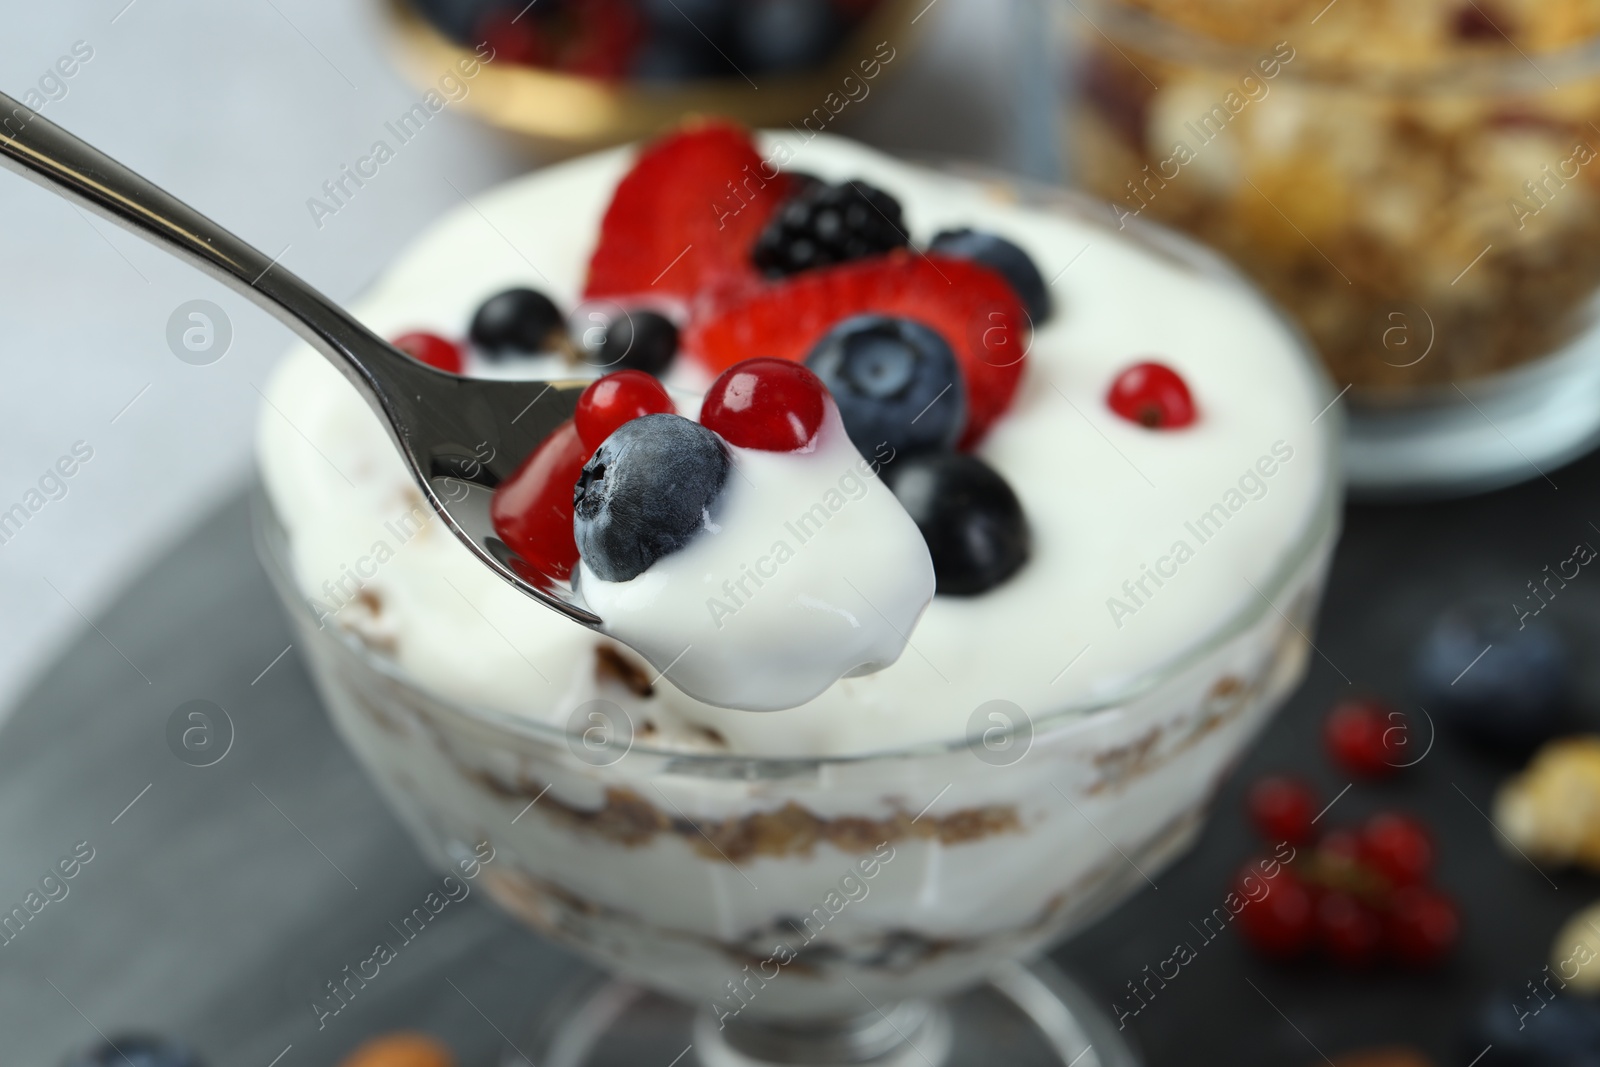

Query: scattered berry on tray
<box><xmin>391</xmin><ymin>331</ymin><xmax>465</xmax><ymax>374</ymax></box>
<box><xmin>1235</xmin><ymin>860</ymin><xmax>1316</xmax><ymax>959</ymax></box>
<box><xmin>1361</xmin><ymin>812</ymin><xmax>1434</xmax><ymax>888</ymax></box>
<box><xmin>884</xmin><ymin>452</ymin><xmax>1030</xmax><ymax>596</ymax></box>
<box><xmin>699</xmin><ymin>357</ymin><xmax>827</xmax><ymax>452</ymax></box>
<box><xmin>469</xmin><ymin>287</ymin><xmax>567</xmax><ymax>358</ymax></box>
<box><xmin>574</xmin><ymin>413</ymin><xmax>731</xmax><ymax>582</ymax></box>
<box><xmin>752</xmin><ymin>179</ymin><xmax>909</xmax><ymax>277</ymax></box>
<box><xmin>1414</xmin><ymin>600</ymin><xmax>1569</xmax><ymax>748</ymax></box>
<box><xmin>63</xmin><ymin>1034</ymin><xmax>206</xmax><ymax>1067</ymax></box>
<box><xmin>1106</xmin><ymin>361</ymin><xmax>1196</xmax><ymax>430</ymax></box>
<box><xmin>804</xmin><ymin>314</ymin><xmax>965</xmax><ymax>458</ymax></box>
<box><xmin>574</xmin><ymin>370</ymin><xmax>675</xmax><ymax>451</ymax></box>
<box><xmin>1317</xmin><ymin>889</ymin><xmax>1385</xmax><ymax>968</ymax></box>
<box><xmin>1324</xmin><ymin>698</ymin><xmax>1408</xmax><ymax>778</ymax></box>
<box><xmin>1246</xmin><ymin>775</ymin><xmax>1319</xmax><ymax>846</ymax></box>
<box><xmin>929</xmin><ymin>228</ymin><xmax>1051</xmax><ymax>323</ymax></box>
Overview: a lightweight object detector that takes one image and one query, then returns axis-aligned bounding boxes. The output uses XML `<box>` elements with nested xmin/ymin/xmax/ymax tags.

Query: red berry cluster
<box><xmin>1324</xmin><ymin>697</ymin><xmax>1413</xmax><ymax>777</ymax></box>
<box><xmin>1236</xmin><ymin>777</ymin><xmax>1458</xmax><ymax>968</ymax></box>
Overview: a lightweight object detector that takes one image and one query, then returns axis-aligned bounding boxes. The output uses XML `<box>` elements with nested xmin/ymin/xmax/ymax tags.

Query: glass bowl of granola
<box><xmin>1068</xmin><ymin>0</ymin><xmax>1600</xmax><ymax>495</ymax></box>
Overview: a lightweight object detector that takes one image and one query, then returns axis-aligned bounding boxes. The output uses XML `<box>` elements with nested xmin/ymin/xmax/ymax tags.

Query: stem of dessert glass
<box><xmin>699</xmin><ymin>1000</ymin><xmax>947</xmax><ymax>1066</ymax></box>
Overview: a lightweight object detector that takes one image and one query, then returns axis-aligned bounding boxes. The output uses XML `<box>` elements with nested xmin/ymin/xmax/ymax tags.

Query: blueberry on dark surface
<box><xmin>930</xmin><ymin>228</ymin><xmax>1052</xmax><ymax>324</ymax></box>
<box><xmin>1414</xmin><ymin>601</ymin><xmax>1569</xmax><ymax>747</ymax></box>
<box><xmin>1469</xmin><ymin>988</ymin><xmax>1600</xmax><ymax>1065</ymax></box>
<box><xmin>592</xmin><ymin>310</ymin><xmax>679</xmax><ymax>375</ymax></box>
<box><xmin>63</xmin><ymin>1034</ymin><xmax>205</xmax><ymax>1067</ymax></box>
<box><xmin>733</xmin><ymin>0</ymin><xmax>844</xmax><ymax>75</ymax></box>
<box><xmin>752</xmin><ymin>179</ymin><xmax>909</xmax><ymax>277</ymax></box>
<box><xmin>805</xmin><ymin>314</ymin><xmax>965</xmax><ymax>457</ymax></box>
<box><xmin>884</xmin><ymin>453</ymin><xmax>1029</xmax><ymax>596</ymax></box>
<box><xmin>469</xmin><ymin>287</ymin><xmax>566</xmax><ymax>358</ymax></box>
<box><xmin>574</xmin><ymin>414</ymin><xmax>730</xmax><ymax>583</ymax></box>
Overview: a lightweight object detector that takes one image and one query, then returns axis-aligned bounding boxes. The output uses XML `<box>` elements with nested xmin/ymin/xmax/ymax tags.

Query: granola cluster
<box><xmin>1072</xmin><ymin>0</ymin><xmax>1600</xmax><ymax>392</ymax></box>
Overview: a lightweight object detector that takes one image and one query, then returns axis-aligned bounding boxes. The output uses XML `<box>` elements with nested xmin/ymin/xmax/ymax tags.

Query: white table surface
<box><xmin>0</xmin><ymin>0</ymin><xmax>1058</xmax><ymax>722</ymax></box>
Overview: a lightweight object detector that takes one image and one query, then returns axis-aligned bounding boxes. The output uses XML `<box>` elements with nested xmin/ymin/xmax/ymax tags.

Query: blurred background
<box><xmin>9</xmin><ymin>2</ymin><xmax>1600</xmax><ymax>1066</ymax></box>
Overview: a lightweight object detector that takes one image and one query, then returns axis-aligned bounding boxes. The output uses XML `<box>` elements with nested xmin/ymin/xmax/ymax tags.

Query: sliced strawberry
<box><xmin>684</xmin><ymin>252</ymin><xmax>1029</xmax><ymax>448</ymax></box>
<box><xmin>584</xmin><ymin>123</ymin><xmax>792</xmax><ymax>304</ymax></box>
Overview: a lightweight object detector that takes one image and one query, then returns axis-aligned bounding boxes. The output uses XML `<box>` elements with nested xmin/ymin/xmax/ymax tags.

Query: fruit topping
<box><xmin>469</xmin><ymin>287</ymin><xmax>567</xmax><ymax>358</ymax></box>
<box><xmin>490</xmin><ymin>419</ymin><xmax>590</xmax><ymax>581</ymax></box>
<box><xmin>804</xmin><ymin>314</ymin><xmax>965</xmax><ymax>458</ymax></box>
<box><xmin>391</xmin><ymin>331</ymin><xmax>464</xmax><ymax>374</ymax></box>
<box><xmin>1414</xmin><ymin>600</ymin><xmax>1569</xmax><ymax>748</ymax></box>
<box><xmin>686</xmin><ymin>254</ymin><xmax>1028</xmax><ymax>448</ymax></box>
<box><xmin>574</xmin><ymin>370</ymin><xmax>676</xmax><ymax>451</ymax></box>
<box><xmin>1324</xmin><ymin>698</ymin><xmax>1408</xmax><ymax>778</ymax></box>
<box><xmin>64</xmin><ymin>1034</ymin><xmax>206</xmax><ymax>1067</ymax></box>
<box><xmin>1236</xmin><ymin>862</ymin><xmax>1315</xmax><ymax>959</ymax></box>
<box><xmin>884</xmin><ymin>452</ymin><xmax>1030</xmax><ymax>596</ymax></box>
<box><xmin>1361</xmin><ymin>812</ymin><xmax>1434</xmax><ymax>887</ymax></box>
<box><xmin>929</xmin><ymin>228</ymin><xmax>1051</xmax><ymax>323</ymax></box>
<box><xmin>699</xmin><ymin>357</ymin><xmax>828</xmax><ymax>452</ymax></box>
<box><xmin>337</xmin><ymin>1032</ymin><xmax>455</xmax><ymax>1067</ymax></box>
<box><xmin>585</xmin><ymin>122</ymin><xmax>792</xmax><ymax>303</ymax></box>
<box><xmin>591</xmin><ymin>309</ymin><xmax>680</xmax><ymax>375</ymax></box>
<box><xmin>752</xmin><ymin>179</ymin><xmax>909</xmax><ymax>277</ymax></box>
<box><xmin>1106</xmin><ymin>361</ymin><xmax>1196</xmax><ymax>429</ymax></box>
<box><xmin>1247</xmin><ymin>775</ymin><xmax>1319</xmax><ymax>846</ymax></box>
<box><xmin>574</xmin><ymin>414</ymin><xmax>730</xmax><ymax>582</ymax></box>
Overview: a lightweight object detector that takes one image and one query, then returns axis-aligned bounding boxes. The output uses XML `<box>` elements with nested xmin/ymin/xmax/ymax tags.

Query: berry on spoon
<box><xmin>574</xmin><ymin>370</ymin><xmax>675</xmax><ymax>451</ymax></box>
<box><xmin>699</xmin><ymin>357</ymin><xmax>828</xmax><ymax>452</ymax></box>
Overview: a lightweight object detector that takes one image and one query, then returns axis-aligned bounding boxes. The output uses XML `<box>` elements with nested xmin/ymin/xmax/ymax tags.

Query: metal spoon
<box><xmin>0</xmin><ymin>91</ymin><xmax>602</xmax><ymax>626</ymax></box>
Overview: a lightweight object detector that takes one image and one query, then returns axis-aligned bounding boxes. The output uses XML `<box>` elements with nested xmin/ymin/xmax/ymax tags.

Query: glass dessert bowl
<box><xmin>1067</xmin><ymin>0</ymin><xmax>1600</xmax><ymax>496</ymax></box>
<box><xmin>381</xmin><ymin>0</ymin><xmax>920</xmax><ymax>148</ymax></box>
<box><xmin>253</xmin><ymin>126</ymin><xmax>1341</xmax><ymax>1064</ymax></box>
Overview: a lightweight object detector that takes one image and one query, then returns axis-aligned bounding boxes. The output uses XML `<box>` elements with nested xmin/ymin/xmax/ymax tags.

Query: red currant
<box><xmin>1361</xmin><ymin>813</ymin><xmax>1434</xmax><ymax>887</ymax></box>
<box><xmin>392</xmin><ymin>331</ymin><xmax>464</xmax><ymax>374</ymax></box>
<box><xmin>1235</xmin><ymin>863</ymin><xmax>1315</xmax><ymax>959</ymax></box>
<box><xmin>1106</xmin><ymin>361</ymin><xmax>1196</xmax><ymax>429</ymax></box>
<box><xmin>1316</xmin><ymin>827</ymin><xmax>1365</xmax><ymax>879</ymax></box>
<box><xmin>1324</xmin><ymin>698</ymin><xmax>1407</xmax><ymax>778</ymax></box>
<box><xmin>1386</xmin><ymin>886</ymin><xmax>1459</xmax><ymax>966</ymax></box>
<box><xmin>490</xmin><ymin>420</ymin><xmax>590</xmax><ymax>582</ymax></box>
<box><xmin>574</xmin><ymin>370</ymin><xmax>675</xmax><ymax>451</ymax></box>
<box><xmin>1317</xmin><ymin>890</ymin><xmax>1384</xmax><ymax>967</ymax></box>
<box><xmin>700</xmin><ymin>357</ymin><xmax>827</xmax><ymax>452</ymax></box>
<box><xmin>1247</xmin><ymin>775</ymin><xmax>1319</xmax><ymax>846</ymax></box>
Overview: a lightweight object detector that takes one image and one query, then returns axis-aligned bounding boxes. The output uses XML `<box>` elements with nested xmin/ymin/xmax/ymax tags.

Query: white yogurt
<box><xmin>257</xmin><ymin>131</ymin><xmax>1331</xmax><ymax>757</ymax></box>
<box><xmin>576</xmin><ymin>403</ymin><xmax>935</xmax><ymax>711</ymax></box>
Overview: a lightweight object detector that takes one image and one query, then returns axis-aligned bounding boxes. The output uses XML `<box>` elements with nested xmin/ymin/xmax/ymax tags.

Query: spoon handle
<box><xmin>0</xmin><ymin>92</ymin><xmax>404</xmax><ymax>403</ymax></box>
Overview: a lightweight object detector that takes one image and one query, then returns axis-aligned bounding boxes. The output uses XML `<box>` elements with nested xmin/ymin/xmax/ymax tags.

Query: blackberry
<box><xmin>752</xmin><ymin>179</ymin><xmax>909</xmax><ymax>277</ymax></box>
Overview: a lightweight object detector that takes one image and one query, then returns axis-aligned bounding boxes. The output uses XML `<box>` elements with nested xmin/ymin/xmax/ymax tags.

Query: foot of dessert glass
<box><xmin>510</xmin><ymin>958</ymin><xmax>1139</xmax><ymax>1067</ymax></box>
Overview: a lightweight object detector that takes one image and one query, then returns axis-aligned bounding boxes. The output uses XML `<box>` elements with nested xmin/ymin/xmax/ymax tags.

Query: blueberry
<box><xmin>733</xmin><ymin>0</ymin><xmax>844</xmax><ymax>75</ymax></box>
<box><xmin>63</xmin><ymin>1035</ymin><xmax>205</xmax><ymax>1067</ymax></box>
<box><xmin>805</xmin><ymin>315</ymin><xmax>965</xmax><ymax>458</ymax></box>
<box><xmin>469</xmin><ymin>287</ymin><xmax>566</xmax><ymax>358</ymax></box>
<box><xmin>1468</xmin><ymin>988</ymin><xmax>1600</xmax><ymax>1065</ymax></box>
<box><xmin>408</xmin><ymin>0</ymin><xmax>503</xmax><ymax>43</ymax></box>
<box><xmin>930</xmin><ymin>228</ymin><xmax>1051</xmax><ymax>324</ymax></box>
<box><xmin>884</xmin><ymin>453</ymin><xmax>1029</xmax><ymax>596</ymax></box>
<box><xmin>592</xmin><ymin>310</ymin><xmax>679</xmax><ymax>375</ymax></box>
<box><xmin>1414</xmin><ymin>601</ymin><xmax>1569</xmax><ymax>748</ymax></box>
<box><xmin>574</xmin><ymin>414</ymin><xmax>730</xmax><ymax>582</ymax></box>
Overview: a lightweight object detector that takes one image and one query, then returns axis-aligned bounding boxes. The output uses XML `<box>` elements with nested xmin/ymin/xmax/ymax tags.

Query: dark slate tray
<box><xmin>6</xmin><ymin>447</ymin><xmax>1600</xmax><ymax>1066</ymax></box>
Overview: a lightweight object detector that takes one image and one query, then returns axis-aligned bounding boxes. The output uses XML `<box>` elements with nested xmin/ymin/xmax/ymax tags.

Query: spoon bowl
<box><xmin>0</xmin><ymin>91</ymin><xmax>601</xmax><ymax>627</ymax></box>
